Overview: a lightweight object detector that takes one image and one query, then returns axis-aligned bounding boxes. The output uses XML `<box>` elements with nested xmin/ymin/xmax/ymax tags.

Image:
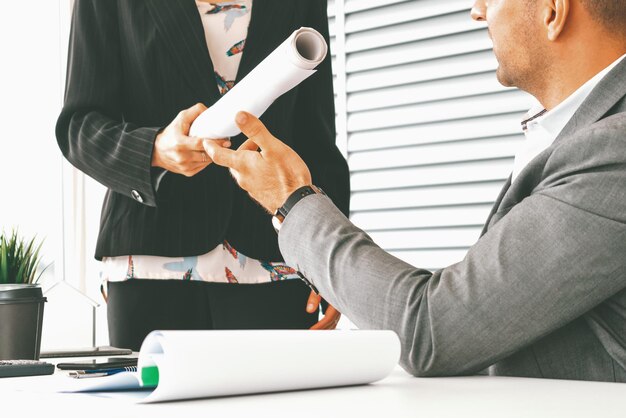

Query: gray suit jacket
<box><xmin>279</xmin><ymin>57</ymin><xmax>626</xmax><ymax>381</ymax></box>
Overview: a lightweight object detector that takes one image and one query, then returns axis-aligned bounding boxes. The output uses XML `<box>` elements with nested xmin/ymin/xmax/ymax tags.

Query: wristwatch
<box><xmin>272</xmin><ymin>185</ymin><xmax>326</xmax><ymax>232</ymax></box>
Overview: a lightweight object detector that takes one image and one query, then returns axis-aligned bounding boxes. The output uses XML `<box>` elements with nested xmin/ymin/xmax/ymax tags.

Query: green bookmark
<box><xmin>141</xmin><ymin>365</ymin><xmax>159</xmax><ymax>387</ymax></box>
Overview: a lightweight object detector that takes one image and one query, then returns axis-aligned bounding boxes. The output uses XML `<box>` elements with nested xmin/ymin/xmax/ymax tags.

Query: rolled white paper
<box><xmin>189</xmin><ymin>27</ymin><xmax>328</xmax><ymax>139</ymax></box>
<box><xmin>139</xmin><ymin>330</ymin><xmax>401</xmax><ymax>403</ymax></box>
<box><xmin>53</xmin><ymin>329</ymin><xmax>401</xmax><ymax>403</ymax></box>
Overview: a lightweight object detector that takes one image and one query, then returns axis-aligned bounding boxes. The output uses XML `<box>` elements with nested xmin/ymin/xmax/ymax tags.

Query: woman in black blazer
<box><xmin>56</xmin><ymin>0</ymin><xmax>350</xmax><ymax>350</ymax></box>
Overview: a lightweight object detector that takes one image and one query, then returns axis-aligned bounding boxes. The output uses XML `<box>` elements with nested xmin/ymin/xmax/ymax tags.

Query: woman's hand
<box><xmin>306</xmin><ymin>290</ymin><xmax>342</xmax><ymax>330</ymax></box>
<box><xmin>152</xmin><ymin>103</ymin><xmax>230</xmax><ymax>176</ymax></box>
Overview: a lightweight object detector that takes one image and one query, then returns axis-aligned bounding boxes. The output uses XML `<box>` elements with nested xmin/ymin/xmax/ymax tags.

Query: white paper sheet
<box><xmin>56</xmin><ymin>371</ymin><xmax>143</xmax><ymax>392</ymax></box>
<box><xmin>59</xmin><ymin>330</ymin><xmax>401</xmax><ymax>403</ymax></box>
<box><xmin>189</xmin><ymin>27</ymin><xmax>327</xmax><ymax>139</ymax></box>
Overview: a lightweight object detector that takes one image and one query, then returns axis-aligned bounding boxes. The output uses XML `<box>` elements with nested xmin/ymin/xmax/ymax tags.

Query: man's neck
<box><xmin>536</xmin><ymin>48</ymin><xmax>626</xmax><ymax>111</ymax></box>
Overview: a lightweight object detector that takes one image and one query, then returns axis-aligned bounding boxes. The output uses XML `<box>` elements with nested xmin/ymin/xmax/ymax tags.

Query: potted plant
<box><xmin>0</xmin><ymin>229</ymin><xmax>46</xmax><ymax>285</ymax></box>
<box><xmin>0</xmin><ymin>229</ymin><xmax>49</xmax><ymax>360</ymax></box>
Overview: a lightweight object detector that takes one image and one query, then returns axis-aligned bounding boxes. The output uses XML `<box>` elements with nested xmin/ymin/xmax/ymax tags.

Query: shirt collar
<box><xmin>521</xmin><ymin>53</ymin><xmax>626</xmax><ymax>138</ymax></box>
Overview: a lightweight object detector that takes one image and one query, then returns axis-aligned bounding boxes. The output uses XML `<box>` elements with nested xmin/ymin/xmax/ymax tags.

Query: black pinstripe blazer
<box><xmin>56</xmin><ymin>0</ymin><xmax>349</xmax><ymax>261</ymax></box>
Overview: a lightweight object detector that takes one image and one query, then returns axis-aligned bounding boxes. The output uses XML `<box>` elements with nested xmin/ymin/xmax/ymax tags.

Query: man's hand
<box><xmin>202</xmin><ymin>111</ymin><xmax>312</xmax><ymax>214</ymax></box>
<box><xmin>306</xmin><ymin>290</ymin><xmax>342</xmax><ymax>330</ymax></box>
<box><xmin>152</xmin><ymin>103</ymin><xmax>230</xmax><ymax>177</ymax></box>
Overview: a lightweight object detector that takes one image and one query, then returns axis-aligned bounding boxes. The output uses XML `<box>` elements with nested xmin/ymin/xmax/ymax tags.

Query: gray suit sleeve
<box><xmin>278</xmin><ymin>117</ymin><xmax>626</xmax><ymax>377</ymax></box>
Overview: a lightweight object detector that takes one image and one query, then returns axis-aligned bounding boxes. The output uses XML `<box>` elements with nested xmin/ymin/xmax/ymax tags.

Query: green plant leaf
<box><xmin>16</xmin><ymin>261</ymin><xmax>27</xmax><ymax>284</ymax></box>
<box><xmin>0</xmin><ymin>229</ymin><xmax>45</xmax><ymax>284</ymax></box>
<box><xmin>22</xmin><ymin>236</ymin><xmax>35</xmax><ymax>284</ymax></box>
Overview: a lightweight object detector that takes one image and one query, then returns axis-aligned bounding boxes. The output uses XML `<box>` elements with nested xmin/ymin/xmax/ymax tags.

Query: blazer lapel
<box><xmin>235</xmin><ymin>0</ymin><xmax>295</xmax><ymax>82</ymax></box>
<box><xmin>555</xmin><ymin>57</ymin><xmax>626</xmax><ymax>143</ymax></box>
<box><xmin>146</xmin><ymin>0</ymin><xmax>220</xmax><ymax>104</ymax></box>
<box><xmin>482</xmin><ymin>57</ymin><xmax>626</xmax><ymax>236</ymax></box>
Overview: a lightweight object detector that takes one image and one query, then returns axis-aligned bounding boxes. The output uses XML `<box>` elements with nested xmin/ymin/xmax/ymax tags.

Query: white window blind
<box><xmin>329</xmin><ymin>0</ymin><xmax>534</xmax><ymax>271</ymax></box>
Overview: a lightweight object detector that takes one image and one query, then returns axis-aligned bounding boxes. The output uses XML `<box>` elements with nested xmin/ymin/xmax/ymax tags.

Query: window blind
<box><xmin>329</xmin><ymin>0</ymin><xmax>534</xmax><ymax>270</ymax></box>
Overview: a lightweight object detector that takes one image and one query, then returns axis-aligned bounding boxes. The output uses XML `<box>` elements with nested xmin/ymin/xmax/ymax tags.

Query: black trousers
<box><xmin>106</xmin><ymin>279</ymin><xmax>318</xmax><ymax>351</ymax></box>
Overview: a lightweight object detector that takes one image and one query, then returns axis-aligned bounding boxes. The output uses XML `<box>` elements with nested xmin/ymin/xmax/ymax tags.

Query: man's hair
<box><xmin>579</xmin><ymin>0</ymin><xmax>626</xmax><ymax>38</ymax></box>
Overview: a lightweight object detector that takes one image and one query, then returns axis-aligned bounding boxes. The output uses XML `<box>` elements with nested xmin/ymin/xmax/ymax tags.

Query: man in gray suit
<box><xmin>203</xmin><ymin>0</ymin><xmax>626</xmax><ymax>381</ymax></box>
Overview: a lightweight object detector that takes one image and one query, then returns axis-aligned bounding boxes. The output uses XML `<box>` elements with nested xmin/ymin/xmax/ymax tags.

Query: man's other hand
<box><xmin>306</xmin><ymin>290</ymin><xmax>342</xmax><ymax>330</ymax></box>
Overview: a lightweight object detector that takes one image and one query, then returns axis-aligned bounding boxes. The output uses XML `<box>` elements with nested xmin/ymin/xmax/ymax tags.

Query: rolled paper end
<box><xmin>189</xmin><ymin>27</ymin><xmax>328</xmax><ymax>138</ymax></box>
<box><xmin>289</xmin><ymin>27</ymin><xmax>328</xmax><ymax>70</ymax></box>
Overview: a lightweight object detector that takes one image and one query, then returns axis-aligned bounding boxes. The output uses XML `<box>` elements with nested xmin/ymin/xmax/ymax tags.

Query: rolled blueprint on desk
<box><xmin>59</xmin><ymin>330</ymin><xmax>401</xmax><ymax>403</ymax></box>
<box><xmin>189</xmin><ymin>26</ymin><xmax>327</xmax><ymax>139</ymax></box>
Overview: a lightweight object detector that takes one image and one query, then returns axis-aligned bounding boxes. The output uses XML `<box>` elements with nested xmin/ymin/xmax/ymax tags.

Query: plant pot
<box><xmin>0</xmin><ymin>284</ymin><xmax>47</xmax><ymax>360</ymax></box>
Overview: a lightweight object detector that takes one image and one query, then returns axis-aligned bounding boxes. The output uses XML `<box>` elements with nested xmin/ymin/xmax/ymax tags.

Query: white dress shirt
<box><xmin>512</xmin><ymin>54</ymin><xmax>626</xmax><ymax>182</ymax></box>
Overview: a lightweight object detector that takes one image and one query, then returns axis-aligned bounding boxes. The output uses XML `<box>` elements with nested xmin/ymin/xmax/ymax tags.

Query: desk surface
<box><xmin>2</xmin><ymin>364</ymin><xmax>626</xmax><ymax>418</ymax></box>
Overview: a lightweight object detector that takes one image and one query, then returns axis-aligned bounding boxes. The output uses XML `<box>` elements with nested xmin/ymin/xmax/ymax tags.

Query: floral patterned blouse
<box><xmin>101</xmin><ymin>0</ymin><xmax>300</xmax><ymax>285</ymax></box>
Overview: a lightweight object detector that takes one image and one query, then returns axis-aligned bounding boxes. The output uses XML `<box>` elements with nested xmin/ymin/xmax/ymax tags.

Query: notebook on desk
<box><xmin>57</xmin><ymin>329</ymin><xmax>401</xmax><ymax>403</ymax></box>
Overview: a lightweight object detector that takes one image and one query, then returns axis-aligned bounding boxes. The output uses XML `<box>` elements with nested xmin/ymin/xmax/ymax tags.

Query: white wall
<box><xmin>0</xmin><ymin>0</ymin><xmax>105</xmax><ymax>349</ymax></box>
<box><xmin>0</xmin><ymin>3</ymin><xmax>64</xmax><ymax>276</ymax></box>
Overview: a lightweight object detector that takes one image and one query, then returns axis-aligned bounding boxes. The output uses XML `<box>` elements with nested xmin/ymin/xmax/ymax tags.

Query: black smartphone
<box><xmin>56</xmin><ymin>357</ymin><xmax>138</xmax><ymax>370</ymax></box>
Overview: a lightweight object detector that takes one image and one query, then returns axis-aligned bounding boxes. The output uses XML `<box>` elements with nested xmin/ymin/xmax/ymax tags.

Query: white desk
<box><xmin>2</xmin><ymin>365</ymin><xmax>625</xmax><ymax>418</ymax></box>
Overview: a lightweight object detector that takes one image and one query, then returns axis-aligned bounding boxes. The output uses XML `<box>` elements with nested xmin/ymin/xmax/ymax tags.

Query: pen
<box><xmin>68</xmin><ymin>366</ymin><xmax>137</xmax><ymax>379</ymax></box>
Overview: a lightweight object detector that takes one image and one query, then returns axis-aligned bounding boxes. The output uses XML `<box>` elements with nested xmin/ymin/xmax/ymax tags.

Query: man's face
<box><xmin>471</xmin><ymin>0</ymin><xmax>547</xmax><ymax>92</ymax></box>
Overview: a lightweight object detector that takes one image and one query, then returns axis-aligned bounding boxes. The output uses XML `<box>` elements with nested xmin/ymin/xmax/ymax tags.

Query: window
<box><xmin>329</xmin><ymin>0</ymin><xmax>532</xmax><ymax>272</ymax></box>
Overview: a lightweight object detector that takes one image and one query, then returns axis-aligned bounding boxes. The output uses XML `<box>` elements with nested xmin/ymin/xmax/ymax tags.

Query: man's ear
<box><xmin>542</xmin><ymin>0</ymin><xmax>570</xmax><ymax>42</ymax></box>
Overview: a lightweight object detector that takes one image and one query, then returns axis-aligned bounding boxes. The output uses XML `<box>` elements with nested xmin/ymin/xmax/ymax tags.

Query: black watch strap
<box><xmin>275</xmin><ymin>185</ymin><xmax>325</xmax><ymax>221</ymax></box>
<box><xmin>272</xmin><ymin>185</ymin><xmax>325</xmax><ymax>295</ymax></box>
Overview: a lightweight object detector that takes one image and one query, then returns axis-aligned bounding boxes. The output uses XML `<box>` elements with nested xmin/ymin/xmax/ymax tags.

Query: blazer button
<box><xmin>131</xmin><ymin>189</ymin><xmax>144</xmax><ymax>203</ymax></box>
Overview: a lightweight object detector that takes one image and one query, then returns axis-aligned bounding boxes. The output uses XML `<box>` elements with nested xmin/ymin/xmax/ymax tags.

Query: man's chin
<box><xmin>495</xmin><ymin>67</ymin><xmax>515</xmax><ymax>88</ymax></box>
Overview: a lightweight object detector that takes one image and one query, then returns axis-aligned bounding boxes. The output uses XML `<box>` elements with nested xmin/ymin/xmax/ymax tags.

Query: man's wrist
<box><xmin>272</xmin><ymin>185</ymin><xmax>326</xmax><ymax>232</ymax></box>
